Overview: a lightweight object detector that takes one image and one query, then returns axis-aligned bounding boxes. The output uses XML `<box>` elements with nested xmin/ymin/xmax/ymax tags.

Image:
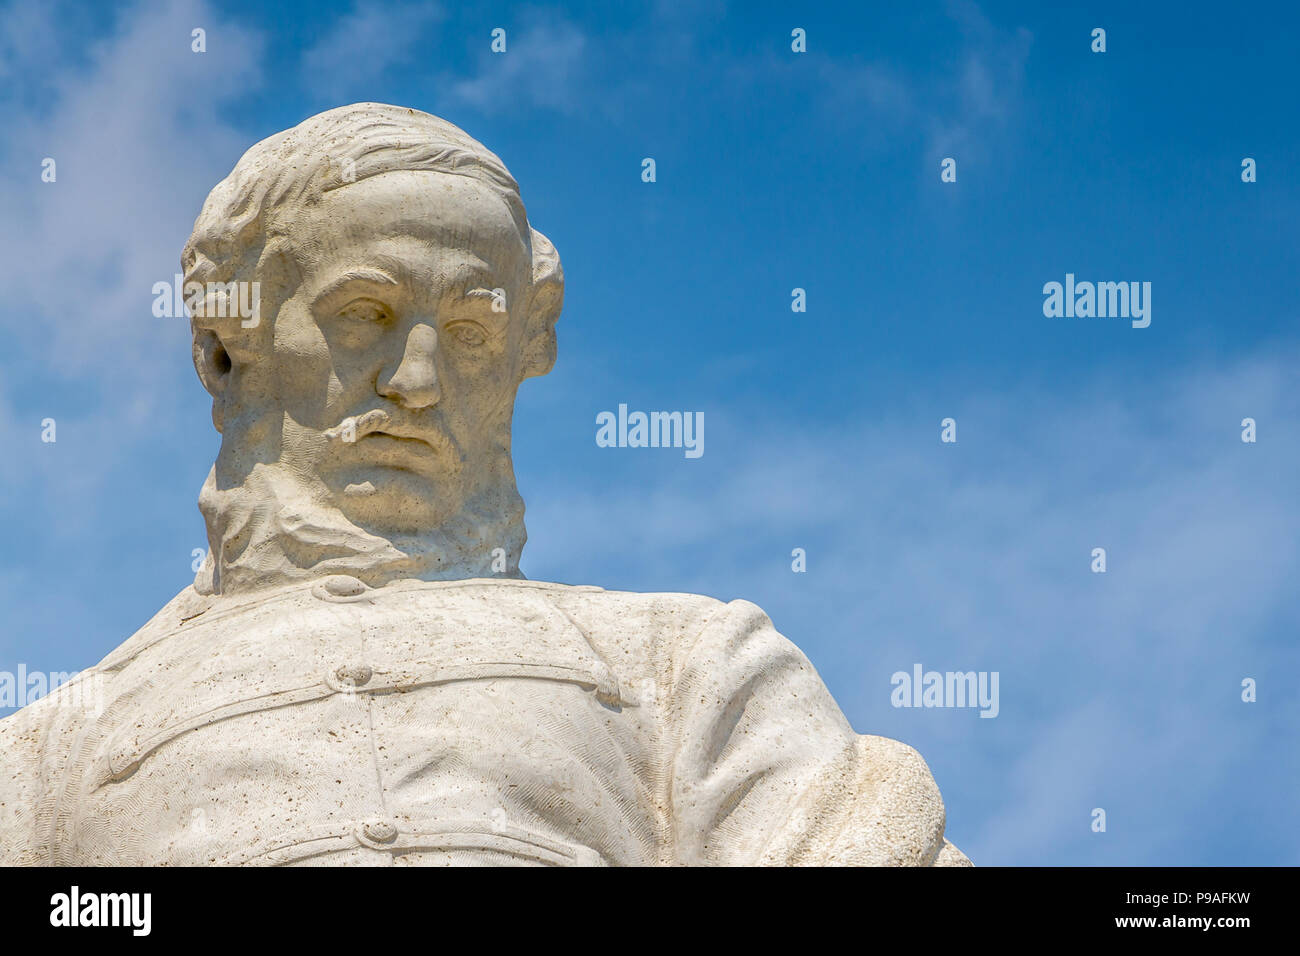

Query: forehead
<box><xmin>281</xmin><ymin>170</ymin><xmax>530</xmax><ymax>281</ymax></box>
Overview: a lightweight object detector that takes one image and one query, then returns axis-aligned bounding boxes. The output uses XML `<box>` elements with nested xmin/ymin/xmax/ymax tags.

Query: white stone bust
<box><xmin>182</xmin><ymin>103</ymin><xmax>561</xmax><ymax>597</ymax></box>
<box><xmin>0</xmin><ymin>104</ymin><xmax>969</xmax><ymax>867</ymax></box>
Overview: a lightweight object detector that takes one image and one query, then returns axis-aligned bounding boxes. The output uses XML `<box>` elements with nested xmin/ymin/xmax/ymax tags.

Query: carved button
<box><xmin>318</xmin><ymin>575</ymin><xmax>368</xmax><ymax>598</ymax></box>
<box><xmin>361</xmin><ymin>819</ymin><xmax>398</xmax><ymax>844</ymax></box>
<box><xmin>335</xmin><ymin>664</ymin><xmax>373</xmax><ymax>687</ymax></box>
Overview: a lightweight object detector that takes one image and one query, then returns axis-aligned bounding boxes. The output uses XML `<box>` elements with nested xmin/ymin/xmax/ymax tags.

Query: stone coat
<box><xmin>0</xmin><ymin>577</ymin><xmax>969</xmax><ymax>866</ymax></box>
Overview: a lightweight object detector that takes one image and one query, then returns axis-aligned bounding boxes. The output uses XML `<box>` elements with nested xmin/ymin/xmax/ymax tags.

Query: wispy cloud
<box><xmin>926</xmin><ymin>0</ymin><xmax>1033</xmax><ymax>162</ymax></box>
<box><xmin>711</xmin><ymin>1</ymin><xmax>1031</xmax><ymax>167</ymax></box>
<box><xmin>0</xmin><ymin>0</ymin><xmax>263</xmax><ymax>533</ymax></box>
<box><xmin>299</xmin><ymin>0</ymin><xmax>445</xmax><ymax>103</ymax></box>
<box><xmin>0</xmin><ymin>0</ymin><xmax>263</xmax><ymax>370</ymax></box>
<box><xmin>443</xmin><ymin>15</ymin><xmax>588</xmax><ymax>115</ymax></box>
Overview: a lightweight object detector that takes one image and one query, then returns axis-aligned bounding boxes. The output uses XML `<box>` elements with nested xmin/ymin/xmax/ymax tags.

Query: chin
<box><xmin>330</xmin><ymin>469</ymin><xmax>463</xmax><ymax>534</ymax></box>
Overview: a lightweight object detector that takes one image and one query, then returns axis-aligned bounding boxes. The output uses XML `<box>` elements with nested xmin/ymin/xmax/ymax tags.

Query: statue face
<box><xmin>263</xmin><ymin>170</ymin><xmax>533</xmax><ymax>534</ymax></box>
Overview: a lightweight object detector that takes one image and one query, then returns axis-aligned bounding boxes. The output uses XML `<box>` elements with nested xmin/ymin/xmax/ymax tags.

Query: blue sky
<box><xmin>1</xmin><ymin>0</ymin><xmax>1296</xmax><ymax>865</ymax></box>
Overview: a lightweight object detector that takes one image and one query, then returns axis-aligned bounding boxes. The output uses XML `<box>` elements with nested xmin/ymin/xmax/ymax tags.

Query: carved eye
<box><xmin>336</xmin><ymin>298</ymin><xmax>389</xmax><ymax>323</ymax></box>
<box><xmin>448</xmin><ymin>322</ymin><xmax>486</xmax><ymax>347</ymax></box>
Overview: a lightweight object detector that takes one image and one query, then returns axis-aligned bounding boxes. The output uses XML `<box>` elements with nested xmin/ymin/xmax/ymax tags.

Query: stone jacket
<box><xmin>0</xmin><ymin>576</ymin><xmax>969</xmax><ymax>866</ymax></box>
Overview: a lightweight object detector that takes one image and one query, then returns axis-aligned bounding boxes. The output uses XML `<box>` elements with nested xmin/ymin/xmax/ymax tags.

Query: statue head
<box><xmin>182</xmin><ymin>104</ymin><xmax>563</xmax><ymax>595</ymax></box>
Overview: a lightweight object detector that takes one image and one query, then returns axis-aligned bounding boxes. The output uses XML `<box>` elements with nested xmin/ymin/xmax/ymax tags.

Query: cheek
<box><xmin>270</xmin><ymin>305</ymin><xmax>347</xmax><ymax>418</ymax></box>
<box><xmin>273</xmin><ymin>302</ymin><xmax>330</xmax><ymax>364</ymax></box>
<box><xmin>440</xmin><ymin>344</ymin><xmax>511</xmax><ymax>400</ymax></box>
<box><xmin>441</xmin><ymin>361</ymin><xmax>518</xmax><ymax>430</ymax></box>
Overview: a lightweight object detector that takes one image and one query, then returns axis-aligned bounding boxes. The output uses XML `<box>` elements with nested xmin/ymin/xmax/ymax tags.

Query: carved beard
<box><xmin>193</xmin><ymin>444</ymin><xmax>527</xmax><ymax>597</ymax></box>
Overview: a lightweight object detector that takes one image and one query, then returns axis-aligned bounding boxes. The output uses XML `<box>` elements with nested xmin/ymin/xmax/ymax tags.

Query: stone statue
<box><xmin>0</xmin><ymin>104</ymin><xmax>969</xmax><ymax>866</ymax></box>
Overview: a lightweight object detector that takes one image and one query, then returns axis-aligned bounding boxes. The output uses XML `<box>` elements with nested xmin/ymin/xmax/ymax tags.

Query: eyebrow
<box><xmin>445</xmin><ymin>260</ymin><xmax>499</xmax><ymax>292</ymax></box>
<box><xmin>437</xmin><ymin>260</ymin><xmax>510</xmax><ymax>329</ymax></box>
<box><xmin>310</xmin><ymin>268</ymin><xmax>402</xmax><ymax>309</ymax></box>
<box><xmin>458</xmin><ymin>286</ymin><xmax>512</xmax><ymax>334</ymax></box>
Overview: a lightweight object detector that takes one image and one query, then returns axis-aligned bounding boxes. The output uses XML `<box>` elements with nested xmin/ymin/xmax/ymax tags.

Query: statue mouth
<box><xmin>324</xmin><ymin>409</ymin><xmax>463</xmax><ymax>474</ymax></box>
<box><xmin>357</xmin><ymin>431</ymin><xmax>441</xmax><ymax>459</ymax></box>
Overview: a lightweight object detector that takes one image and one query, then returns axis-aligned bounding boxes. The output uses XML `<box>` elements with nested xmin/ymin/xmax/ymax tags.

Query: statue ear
<box><xmin>193</xmin><ymin>327</ymin><xmax>233</xmax><ymax>394</ymax></box>
<box><xmin>522</xmin><ymin>229</ymin><xmax>563</xmax><ymax>380</ymax></box>
<box><xmin>192</xmin><ymin>327</ymin><xmax>234</xmax><ymax>431</ymax></box>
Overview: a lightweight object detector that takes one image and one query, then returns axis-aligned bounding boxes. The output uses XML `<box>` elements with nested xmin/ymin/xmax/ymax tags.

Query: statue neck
<box><xmin>194</xmin><ymin>462</ymin><xmax>526</xmax><ymax>596</ymax></box>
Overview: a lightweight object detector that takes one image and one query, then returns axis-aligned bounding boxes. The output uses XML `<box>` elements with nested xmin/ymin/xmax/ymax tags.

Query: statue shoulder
<box><xmin>534</xmin><ymin>582</ymin><xmax>764</xmax><ymax>692</ymax></box>
<box><xmin>541</xmin><ymin>581</ymin><xmax>730</xmax><ymax>648</ymax></box>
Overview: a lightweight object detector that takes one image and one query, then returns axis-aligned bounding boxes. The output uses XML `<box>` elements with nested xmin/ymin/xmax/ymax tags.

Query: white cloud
<box><xmin>926</xmin><ymin>0</ymin><xmax>1033</xmax><ymax>162</ymax></box>
<box><xmin>0</xmin><ymin>0</ymin><xmax>263</xmax><ymax>370</ymax></box>
<box><xmin>444</xmin><ymin>17</ymin><xmax>587</xmax><ymax>114</ymax></box>
<box><xmin>0</xmin><ymin>0</ymin><xmax>263</xmax><ymax>532</ymax></box>
<box><xmin>299</xmin><ymin>0</ymin><xmax>445</xmax><ymax>102</ymax></box>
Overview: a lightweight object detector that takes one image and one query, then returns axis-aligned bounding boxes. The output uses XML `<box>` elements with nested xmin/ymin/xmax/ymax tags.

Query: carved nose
<box><xmin>378</xmin><ymin>323</ymin><xmax>440</xmax><ymax>408</ymax></box>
